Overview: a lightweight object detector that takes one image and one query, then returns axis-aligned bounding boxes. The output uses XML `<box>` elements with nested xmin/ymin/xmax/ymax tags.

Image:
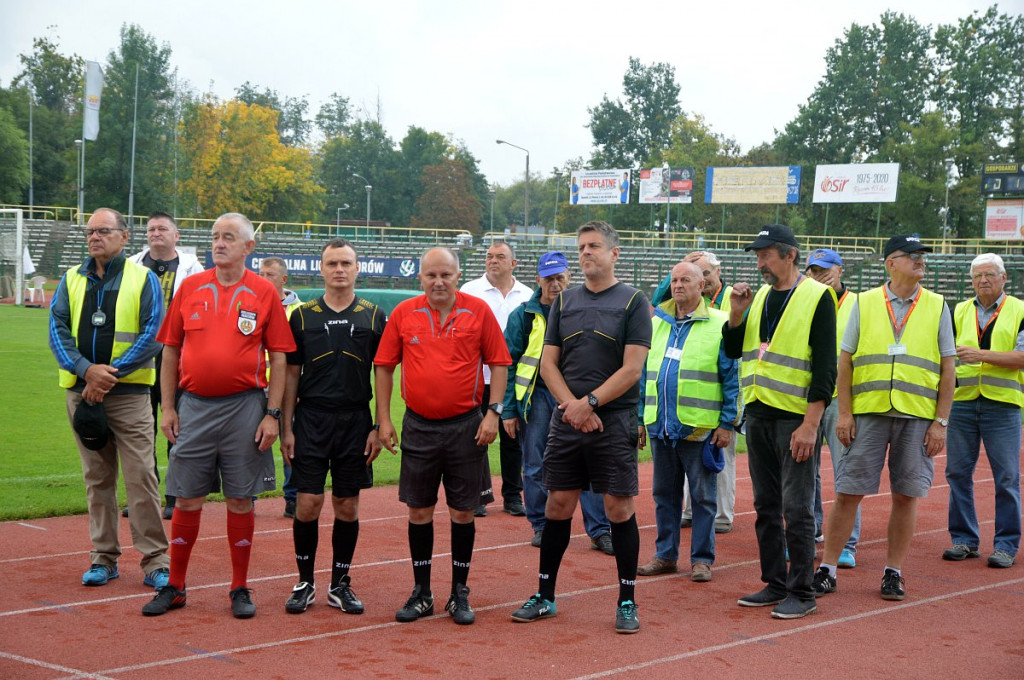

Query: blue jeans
<box><xmin>814</xmin><ymin>400</ymin><xmax>860</xmax><ymax>553</ymax></box>
<box><xmin>283</xmin><ymin>462</ymin><xmax>296</xmax><ymax>503</ymax></box>
<box><xmin>946</xmin><ymin>398</ymin><xmax>1022</xmax><ymax>556</ymax></box>
<box><xmin>521</xmin><ymin>387</ymin><xmax>610</xmax><ymax>538</ymax></box>
<box><xmin>651</xmin><ymin>437</ymin><xmax>716</xmax><ymax>564</ymax></box>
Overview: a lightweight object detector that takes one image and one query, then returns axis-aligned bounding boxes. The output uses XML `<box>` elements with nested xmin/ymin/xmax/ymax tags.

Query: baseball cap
<box><xmin>701</xmin><ymin>437</ymin><xmax>725</xmax><ymax>473</ymax></box>
<box><xmin>808</xmin><ymin>248</ymin><xmax>843</xmax><ymax>268</ymax></box>
<box><xmin>73</xmin><ymin>400</ymin><xmax>110</xmax><ymax>451</ymax></box>
<box><xmin>883</xmin><ymin>234</ymin><xmax>932</xmax><ymax>258</ymax></box>
<box><xmin>537</xmin><ymin>251</ymin><xmax>569</xmax><ymax>277</ymax></box>
<box><xmin>744</xmin><ymin>224</ymin><xmax>799</xmax><ymax>251</ymax></box>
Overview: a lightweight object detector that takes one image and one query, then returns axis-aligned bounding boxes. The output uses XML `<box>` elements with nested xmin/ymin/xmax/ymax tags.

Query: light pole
<box><xmin>553</xmin><ymin>170</ymin><xmax>561</xmax><ymax>235</ymax></box>
<box><xmin>75</xmin><ymin>139</ymin><xmax>83</xmax><ymax>225</ymax></box>
<box><xmin>941</xmin><ymin>157</ymin><xmax>958</xmax><ymax>244</ymax></box>
<box><xmin>496</xmin><ymin>139</ymin><xmax>529</xmax><ymax>232</ymax></box>
<box><xmin>335</xmin><ymin>203</ymin><xmax>350</xmax><ymax>237</ymax></box>
<box><xmin>489</xmin><ymin>187</ymin><xmax>495</xmax><ymax>232</ymax></box>
<box><xmin>353</xmin><ymin>173</ymin><xmax>372</xmax><ymax>235</ymax></box>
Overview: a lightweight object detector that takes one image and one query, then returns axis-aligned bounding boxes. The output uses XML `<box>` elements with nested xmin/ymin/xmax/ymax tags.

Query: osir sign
<box><xmin>812</xmin><ymin>163</ymin><xmax>900</xmax><ymax>203</ymax></box>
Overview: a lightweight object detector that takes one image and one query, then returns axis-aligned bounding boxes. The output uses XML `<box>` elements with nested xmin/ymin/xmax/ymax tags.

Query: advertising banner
<box><xmin>704</xmin><ymin>166</ymin><xmax>801</xmax><ymax>204</ymax></box>
<box><xmin>570</xmin><ymin>169</ymin><xmax>631</xmax><ymax>205</ymax></box>
<box><xmin>203</xmin><ymin>253</ymin><xmax>420</xmax><ymax>277</ymax></box>
<box><xmin>812</xmin><ymin>163</ymin><xmax>900</xmax><ymax>203</ymax></box>
<box><xmin>985</xmin><ymin>199</ymin><xmax>1024</xmax><ymax>240</ymax></box>
<box><xmin>639</xmin><ymin>166</ymin><xmax>694</xmax><ymax>204</ymax></box>
<box><xmin>83</xmin><ymin>61</ymin><xmax>104</xmax><ymax>141</ymax></box>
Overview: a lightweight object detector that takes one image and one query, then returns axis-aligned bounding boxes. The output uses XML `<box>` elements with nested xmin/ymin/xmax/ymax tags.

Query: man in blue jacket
<box><xmin>502</xmin><ymin>252</ymin><xmax>615</xmax><ymax>553</ymax></box>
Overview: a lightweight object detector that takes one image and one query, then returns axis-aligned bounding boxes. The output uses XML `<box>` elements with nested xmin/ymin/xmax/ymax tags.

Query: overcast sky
<box><xmin>0</xmin><ymin>0</ymin><xmax>1008</xmax><ymax>186</ymax></box>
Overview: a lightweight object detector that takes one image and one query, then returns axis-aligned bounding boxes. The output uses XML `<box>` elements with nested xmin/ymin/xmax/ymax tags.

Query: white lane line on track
<box><xmin>16</xmin><ymin>522</ymin><xmax>47</xmax><ymax>531</ymax></box>
<box><xmin>0</xmin><ymin>650</ymin><xmax>116</xmax><ymax>680</ymax></box>
<box><xmin>569</xmin><ymin>576</ymin><xmax>1024</xmax><ymax>680</ymax></box>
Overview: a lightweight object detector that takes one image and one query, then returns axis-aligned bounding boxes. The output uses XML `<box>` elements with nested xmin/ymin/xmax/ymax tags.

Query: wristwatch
<box><xmin>487</xmin><ymin>403</ymin><xmax>503</xmax><ymax>416</ymax></box>
<box><xmin>935</xmin><ymin>417</ymin><xmax>948</xmax><ymax>427</ymax></box>
<box><xmin>265</xmin><ymin>408</ymin><xmax>282</xmax><ymax>420</ymax></box>
<box><xmin>587</xmin><ymin>393</ymin><xmax>599</xmax><ymax>408</ymax></box>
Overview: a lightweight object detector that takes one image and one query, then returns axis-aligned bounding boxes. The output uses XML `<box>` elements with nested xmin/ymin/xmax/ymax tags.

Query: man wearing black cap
<box><xmin>723</xmin><ymin>224</ymin><xmax>836</xmax><ymax>619</ymax></box>
<box><xmin>49</xmin><ymin>207</ymin><xmax>170</xmax><ymax>589</ymax></box>
<box><xmin>814</xmin><ymin>234</ymin><xmax>955</xmax><ymax>602</ymax></box>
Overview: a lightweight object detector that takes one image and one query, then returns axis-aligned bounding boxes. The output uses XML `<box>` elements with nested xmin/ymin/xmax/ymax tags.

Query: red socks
<box><xmin>226</xmin><ymin>509</ymin><xmax>255</xmax><ymax>590</ymax></box>
<box><xmin>167</xmin><ymin>507</ymin><xmax>202</xmax><ymax>589</ymax></box>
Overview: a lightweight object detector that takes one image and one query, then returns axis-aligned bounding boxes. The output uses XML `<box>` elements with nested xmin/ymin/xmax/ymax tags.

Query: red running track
<box><xmin>1</xmin><ymin>450</ymin><xmax>1021</xmax><ymax>679</ymax></box>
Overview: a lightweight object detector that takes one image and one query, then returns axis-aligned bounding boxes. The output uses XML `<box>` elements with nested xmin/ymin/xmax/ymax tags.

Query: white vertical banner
<box><xmin>83</xmin><ymin>61</ymin><xmax>104</xmax><ymax>141</ymax></box>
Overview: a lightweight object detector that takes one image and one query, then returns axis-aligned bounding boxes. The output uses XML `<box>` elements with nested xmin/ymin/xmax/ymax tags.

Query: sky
<box><xmin>0</xmin><ymin>0</ymin><xmax>1010</xmax><ymax>186</ymax></box>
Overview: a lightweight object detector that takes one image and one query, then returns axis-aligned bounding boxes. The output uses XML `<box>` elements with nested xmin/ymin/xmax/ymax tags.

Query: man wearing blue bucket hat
<box><xmin>637</xmin><ymin>260</ymin><xmax>740</xmax><ymax>583</ymax></box>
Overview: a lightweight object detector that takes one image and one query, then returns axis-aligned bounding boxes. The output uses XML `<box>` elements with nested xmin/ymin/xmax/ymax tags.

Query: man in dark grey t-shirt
<box><xmin>511</xmin><ymin>221</ymin><xmax>652</xmax><ymax>635</ymax></box>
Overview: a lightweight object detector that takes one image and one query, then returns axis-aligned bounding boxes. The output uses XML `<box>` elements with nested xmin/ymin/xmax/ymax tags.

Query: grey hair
<box><xmin>577</xmin><ymin>220</ymin><xmax>619</xmax><ymax>248</ymax></box>
<box><xmin>689</xmin><ymin>250</ymin><xmax>721</xmax><ymax>268</ymax></box>
<box><xmin>773</xmin><ymin>242</ymin><xmax>800</xmax><ymax>268</ymax></box>
<box><xmin>260</xmin><ymin>256</ymin><xmax>288</xmax><ymax>275</ymax></box>
<box><xmin>214</xmin><ymin>212</ymin><xmax>255</xmax><ymax>241</ymax></box>
<box><xmin>420</xmin><ymin>247</ymin><xmax>461</xmax><ymax>273</ymax></box>
<box><xmin>971</xmin><ymin>253</ymin><xmax>1005</xmax><ymax>275</ymax></box>
<box><xmin>490</xmin><ymin>240</ymin><xmax>516</xmax><ymax>259</ymax></box>
<box><xmin>93</xmin><ymin>207</ymin><xmax>128</xmax><ymax>231</ymax></box>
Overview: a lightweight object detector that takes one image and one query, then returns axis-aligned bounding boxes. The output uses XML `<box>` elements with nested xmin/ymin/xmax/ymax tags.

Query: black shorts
<box><xmin>398</xmin><ymin>408</ymin><xmax>493</xmax><ymax>511</ymax></box>
<box><xmin>291</xmin><ymin>405</ymin><xmax>374</xmax><ymax>497</ymax></box>
<box><xmin>542</xmin><ymin>407</ymin><xmax>639</xmax><ymax>496</ymax></box>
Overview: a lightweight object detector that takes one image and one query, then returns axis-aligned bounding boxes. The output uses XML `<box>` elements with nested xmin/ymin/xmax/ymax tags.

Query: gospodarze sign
<box><xmin>569</xmin><ymin>169</ymin><xmax>632</xmax><ymax>205</ymax></box>
<box><xmin>812</xmin><ymin>163</ymin><xmax>900</xmax><ymax>203</ymax></box>
<box><xmin>203</xmin><ymin>253</ymin><xmax>420</xmax><ymax>277</ymax></box>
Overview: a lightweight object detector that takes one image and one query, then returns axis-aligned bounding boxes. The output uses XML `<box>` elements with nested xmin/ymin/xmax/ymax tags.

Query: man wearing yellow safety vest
<box><xmin>943</xmin><ymin>253</ymin><xmax>1023</xmax><ymax>569</ymax></box>
<box><xmin>637</xmin><ymin>260</ymin><xmax>740</xmax><ymax>583</ymax></box>
<box><xmin>501</xmin><ymin>251</ymin><xmax>613</xmax><ymax>551</ymax></box>
<box><xmin>49</xmin><ymin>207</ymin><xmax>169</xmax><ymax>590</ymax></box>
<box><xmin>814</xmin><ymin>234</ymin><xmax>956</xmax><ymax>602</ymax></box>
<box><xmin>807</xmin><ymin>248</ymin><xmax>861</xmax><ymax>569</ymax></box>
<box><xmin>724</xmin><ymin>224</ymin><xmax>837</xmax><ymax>620</ymax></box>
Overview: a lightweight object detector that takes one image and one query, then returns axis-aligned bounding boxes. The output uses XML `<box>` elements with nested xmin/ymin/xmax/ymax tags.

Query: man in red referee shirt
<box><xmin>142</xmin><ymin>212</ymin><xmax>296</xmax><ymax>619</ymax></box>
<box><xmin>375</xmin><ymin>247</ymin><xmax>512</xmax><ymax>625</ymax></box>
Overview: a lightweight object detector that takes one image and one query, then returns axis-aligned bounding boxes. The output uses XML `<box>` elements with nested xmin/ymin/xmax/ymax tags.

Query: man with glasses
<box><xmin>814</xmin><ymin>234</ymin><xmax>956</xmax><ymax>602</ymax></box>
<box><xmin>49</xmin><ymin>208</ymin><xmax>169</xmax><ymax>590</ymax></box>
<box><xmin>129</xmin><ymin>212</ymin><xmax>203</xmax><ymax>518</ymax></box>
<box><xmin>943</xmin><ymin>253</ymin><xmax>1023</xmax><ymax>569</ymax></box>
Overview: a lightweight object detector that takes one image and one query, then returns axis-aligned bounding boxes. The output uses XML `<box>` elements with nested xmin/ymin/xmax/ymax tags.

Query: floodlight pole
<box><xmin>497</xmin><ymin>139</ymin><xmax>529</xmax><ymax>232</ymax></box>
<box><xmin>353</xmin><ymin>173</ymin><xmax>371</xmax><ymax>236</ymax></box>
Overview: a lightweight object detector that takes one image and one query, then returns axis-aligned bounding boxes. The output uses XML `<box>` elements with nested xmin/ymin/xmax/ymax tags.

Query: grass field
<box><xmin>0</xmin><ymin>304</ymin><xmax>684</xmax><ymax>521</ymax></box>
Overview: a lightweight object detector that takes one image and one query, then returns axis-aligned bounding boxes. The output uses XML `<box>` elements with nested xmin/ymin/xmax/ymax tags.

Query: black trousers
<box><xmin>480</xmin><ymin>384</ymin><xmax>523</xmax><ymax>502</ymax></box>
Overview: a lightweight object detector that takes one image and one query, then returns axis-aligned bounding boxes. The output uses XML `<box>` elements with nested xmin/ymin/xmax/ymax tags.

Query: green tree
<box><xmin>314</xmin><ymin>93</ymin><xmax>352</xmax><ymax>139</ymax></box>
<box><xmin>317</xmin><ymin>120</ymin><xmax>401</xmax><ymax>225</ymax></box>
<box><xmin>0</xmin><ymin>106</ymin><xmax>30</xmax><ymax>202</ymax></box>
<box><xmin>411</xmin><ymin>159</ymin><xmax>482</xmax><ymax>234</ymax></box>
<box><xmin>235</xmin><ymin>82</ymin><xmax>310</xmax><ymax>147</ymax></box>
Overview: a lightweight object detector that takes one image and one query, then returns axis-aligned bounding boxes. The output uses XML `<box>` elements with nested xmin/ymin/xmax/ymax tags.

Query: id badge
<box><xmin>664</xmin><ymin>346</ymin><xmax>682</xmax><ymax>361</ymax></box>
<box><xmin>887</xmin><ymin>343</ymin><xmax>907</xmax><ymax>356</ymax></box>
<box><xmin>758</xmin><ymin>341</ymin><xmax>770</xmax><ymax>360</ymax></box>
<box><xmin>91</xmin><ymin>310</ymin><xmax>107</xmax><ymax>327</ymax></box>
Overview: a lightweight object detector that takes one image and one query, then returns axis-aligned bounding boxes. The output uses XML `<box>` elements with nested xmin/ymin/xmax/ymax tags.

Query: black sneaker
<box><xmin>473</xmin><ymin>505</ymin><xmax>488</xmax><ymax>517</ymax></box>
<box><xmin>285</xmin><ymin>581</ymin><xmax>315</xmax><ymax>614</ymax></box>
<box><xmin>591</xmin><ymin>532</ymin><xmax>614</xmax><ymax>555</ymax></box>
<box><xmin>328</xmin><ymin>575</ymin><xmax>364</xmax><ymax>614</ymax></box>
<box><xmin>737</xmin><ymin>587</ymin><xmax>786</xmax><ymax>607</ymax></box>
<box><xmin>511</xmin><ymin>593</ymin><xmax>557</xmax><ymax>622</ymax></box>
<box><xmin>283</xmin><ymin>499</ymin><xmax>296</xmax><ymax>519</ymax></box>
<box><xmin>615</xmin><ymin>600</ymin><xmax>640</xmax><ymax>634</ymax></box>
<box><xmin>395</xmin><ymin>584</ymin><xmax>434</xmax><ymax>622</ymax></box>
<box><xmin>880</xmin><ymin>569</ymin><xmax>905</xmax><ymax>601</ymax></box>
<box><xmin>142</xmin><ymin>585</ymin><xmax>186</xmax><ymax>616</ymax></box>
<box><xmin>445</xmin><ymin>584</ymin><xmax>475</xmax><ymax>625</ymax></box>
<box><xmin>812</xmin><ymin>566</ymin><xmax>837</xmax><ymax>597</ymax></box>
<box><xmin>530</xmin><ymin>530</ymin><xmax>543</xmax><ymax>548</ymax></box>
<box><xmin>771</xmin><ymin>595</ymin><xmax>817</xmax><ymax>619</ymax></box>
<box><xmin>503</xmin><ymin>498</ymin><xmax>526</xmax><ymax>516</ymax></box>
<box><xmin>230</xmin><ymin>586</ymin><xmax>257</xmax><ymax>618</ymax></box>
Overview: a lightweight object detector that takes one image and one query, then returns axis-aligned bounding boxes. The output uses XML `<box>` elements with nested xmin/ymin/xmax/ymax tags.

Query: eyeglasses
<box><xmin>971</xmin><ymin>271</ymin><xmax>1002</xmax><ymax>280</ymax></box>
<box><xmin>891</xmin><ymin>252</ymin><xmax>927</xmax><ymax>262</ymax></box>
<box><xmin>84</xmin><ymin>227</ymin><xmax>125</xmax><ymax>237</ymax></box>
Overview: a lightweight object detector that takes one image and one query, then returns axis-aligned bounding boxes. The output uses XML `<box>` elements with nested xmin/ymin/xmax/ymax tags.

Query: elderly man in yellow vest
<box><xmin>48</xmin><ymin>207</ymin><xmax>169</xmax><ymax>589</ymax></box>
<box><xmin>807</xmin><ymin>248</ymin><xmax>861</xmax><ymax>568</ymax></box>
<box><xmin>814</xmin><ymin>234</ymin><xmax>956</xmax><ymax>602</ymax></box>
<box><xmin>943</xmin><ymin>253</ymin><xmax>1023</xmax><ymax>569</ymax></box>
<box><xmin>637</xmin><ymin>260</ymin><xmax>740</xmax><ymax>583</ymax></box>
<box><xmin>724</xmin><ymin>224</ymin><xmax>837</xmax><ymax>620</ymax></box>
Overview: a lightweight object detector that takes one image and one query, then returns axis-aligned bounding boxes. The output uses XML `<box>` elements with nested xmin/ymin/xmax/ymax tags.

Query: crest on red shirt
<box><xmin>238</xmin><ymin>309</ymin><xmax>257</xmax><ymax>336</ymax></box>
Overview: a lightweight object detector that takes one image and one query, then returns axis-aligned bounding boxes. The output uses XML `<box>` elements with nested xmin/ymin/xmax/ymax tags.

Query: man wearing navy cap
<box><xmin>502</xmin><ymin>252</ymin><xmax>614</xmax><ymax>552</ymax></box>
<box><xmin>807</xmin><ymin>249</ymin><xmax>861</xmax><ymax>568</ymax></box>
<box><xmin>814</xmin><ymin>234</ymin><xmax>955</xmax><ymax>602</ymax></box>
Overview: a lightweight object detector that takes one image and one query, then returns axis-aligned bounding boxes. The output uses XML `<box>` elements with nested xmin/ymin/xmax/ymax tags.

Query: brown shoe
<box><xmin>637</xmin><ymin>557</ymin><xmax>677</xmax><ymax>576</ymax></box>
<box><xmin>690</xmin><ymin>563</ymin><xmax>712</xmax><ymax>582</ymax></box>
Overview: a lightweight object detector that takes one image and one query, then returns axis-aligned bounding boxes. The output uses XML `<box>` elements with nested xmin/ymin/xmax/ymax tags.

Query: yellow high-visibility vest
<box><xmin>953</xmin><ymin>295</ymin><xmax>1024</xmax><ymax>407</ymax></box>
<box><xmin>513</xmin><ymin>312</ymin><xmax>546</xmax><ymax>421</ymax></box>
<box><xmin>832</xmin><ymin>289</ymin><xmax>857</xmax><ymax>397</ymax></box>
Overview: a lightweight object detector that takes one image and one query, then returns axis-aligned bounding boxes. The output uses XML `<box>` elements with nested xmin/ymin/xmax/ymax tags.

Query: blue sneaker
<box><xmin>615</xmin><ymin>600</ymin><xmax>640</xmax><ymax>634</ymax></box>
<box><xmin>82</xmin><ymin>564</ymin><xmax>119</xmax><ymax>586</ymax></box>
<box><xmin>838</xmin><ymin>549</ymin><xmax>857</xmax><ymax>569</ymax></box>
<box><xmin>511</xmin><ymin>593</ymin><xmax>557</xmax><ymax>622</ymax></box>
<box><xmin>144</xmin><ymin>567</ymin><xmax>170</xmax><ymax>589</ymax></box>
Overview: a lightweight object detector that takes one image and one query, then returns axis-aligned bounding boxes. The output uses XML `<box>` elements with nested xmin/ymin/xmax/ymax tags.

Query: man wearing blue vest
<box><xmin>502</xmin><ymin>251</ymin><xmax>613</xmax><ymax>551</ymax></box>
<box><xmin>814</xmin><ymin>234</ymin><xmax>955</xmax><ymax>601</ymax></box>
<box><xmin>724</xmin><ymin>224</ymin><xmax>836</xmax><ymax>620</ymax></box>
<box><xmin>944</xmin><ymin>253</ymin><xmax>1023</xmax><ymax>569</ymax></box>
<box><xmin>49</xmin><ymin>207</ymin><xmax>169</xmax><ymax>589</ymax></box>
<box><xmin>637</xmin><ymin>260</ymin><xmax>740</xmax><ymax>582</ymax></box>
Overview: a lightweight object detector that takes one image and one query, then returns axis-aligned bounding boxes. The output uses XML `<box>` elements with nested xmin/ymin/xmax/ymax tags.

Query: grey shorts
<box><xmin>166</xmin><ymin>389</ymin><xmax>276</xmax><ymax>499</ymax></box>
<box><xmin>835</xmin><ymin>414</ymin><xmax>934</xmax><ymax>498</ymax></box>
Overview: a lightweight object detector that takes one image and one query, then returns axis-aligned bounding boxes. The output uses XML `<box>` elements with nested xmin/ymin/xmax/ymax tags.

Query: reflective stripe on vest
<box><xmin>739</xmin><ymin>277</ymin><xmax>833</xmax><ymax>414</ymax></box>
<box><xmin>851</xmin><ymin>286</ymin><xmax>943</xmax><ymax>419</ymax></box>
<box><xmin>58</xmin><ymin>260</ymin><xmax>155</xmax><ymax>388</ymax></box>
<box><xmin>643</xmin><ymin>306</ymin><xmax>727</xmax><ymax>428</ymax></box>
<box><xmin>953</xmin><ymin>295</ymin><xmax>1024</xmax><ymax>406</ymax></box>
<box><xmin>513</xmin><ymin>311</ymin><xmax>546</xmax><ymax>422</ymax></box>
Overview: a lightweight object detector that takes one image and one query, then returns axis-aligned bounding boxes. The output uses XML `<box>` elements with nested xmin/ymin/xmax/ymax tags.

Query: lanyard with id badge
<box><xmin>885</xmin><ymin>288</ymin><xmax>921</xmax><ymax>357</ymax></box>
<box><xmin>760</xmin><ymin>274</ymin><xmax>803</xmax><ymax>359</ymax></box>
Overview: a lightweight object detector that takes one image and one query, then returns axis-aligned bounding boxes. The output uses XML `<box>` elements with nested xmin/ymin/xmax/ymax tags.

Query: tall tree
<box><xmin>0</xmin><ymin>107</ymin><xmax>30</xmax><ymax>202</ymax></box>
<box><xmin>317</xmin><ymin>120</ymin><xmax>400</xmax><ymax>225</ymax></box>
<box><xmin>314</xmin><ymin>93</ymin><xmax>352</xmax><ymax>139</ymax></box>
<box><xmin>235</xmin><ymin>82</ymin><xmax>310</xmax><ymax>147</ymax></box>
<box><xmin>410</xmin><ymin>159</ymin><xmax>482</xmax><ymax>234</ymax></box>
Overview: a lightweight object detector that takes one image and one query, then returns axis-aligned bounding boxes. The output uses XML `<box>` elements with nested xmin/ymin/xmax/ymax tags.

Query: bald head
<box><xmin>418</xmin><ymin>247</ymin><xmax>462</xmax><ymax>310</ymax></box>
<box><xmin>670</xmin><ymin>260</ymin><xmax>705</xmax><ymax>316</ymax></box>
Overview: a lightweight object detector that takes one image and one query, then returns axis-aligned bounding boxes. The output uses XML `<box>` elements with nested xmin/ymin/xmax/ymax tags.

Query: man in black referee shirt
<box><xmin>280</xmin><ymin>238</ymin><xmax>386</xmax><ymax>614</ymax></box>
